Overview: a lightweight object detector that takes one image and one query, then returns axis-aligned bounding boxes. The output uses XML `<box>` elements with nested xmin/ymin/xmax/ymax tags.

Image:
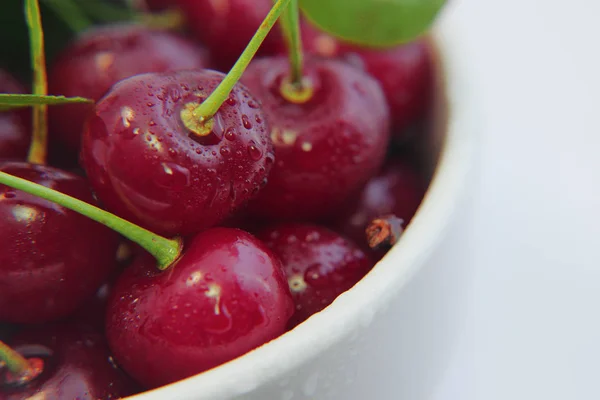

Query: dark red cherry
<box><xmin>106</xmin><ymin>227</ymin><xmax>293</xmax><ymax>388</ymax></box>
<box><xmin>256</xmin><ymin>224</ymin><xmax>372</xmax><ymax>328</ymax></box>
<box><xmin>297</xmin><ymin>27</ymin><xmax>434</xmax><ymax>139</ymax></box>
<box><xmin>332</xmin><ymin>159</ymin><xmax>426</xmax><ymax>253</ymax></box>
<box><xmin>304</xmin><ymin>33</ymin><xmax>434</xmax><ymax>140</ymax></box>
<box><xmin>339</xmin><ymin>40</ymin><xmax>434</xmax><ymax>140</ymax></box>
<box><xmin>48</xmin><ymin>24</ymin><xmax>211</xmax><ymax>152</ymax></box>
<box><xmin>81</xmin><ymin>69</ymin><xmax>274</xmax><ymax>236</ymax></box>
<box><xmin>174</xmin><ymin>0</ymin><xmax>292</xmax><ymax>70</ymax></box>
<box><xmin>0</xmin><ymin>69</ymin><xmax>30</xmax><ymax>160</ymax></box>
<box><xmin>1</xmin><ymin>323</ymin><xmax>138</xmax><ymax>399</ymax></box>
<box><xmin>145</xmin><ymin>0</ymin><xmax>171</xmax><ymax>11</ymax></box>
<box><xmin>241</xmin><ymin>56</ymin><xmax>390</xmax><ymax>221</ymax></box>
<box><xmin>173</xmin><ymin>0</ymin><xmax>277</xmax><ymax>69</ymax></box>
<box><xmin>0</xmin><ymin>161</ymin><xmax>120</xmax><ymax>324</ymax></box>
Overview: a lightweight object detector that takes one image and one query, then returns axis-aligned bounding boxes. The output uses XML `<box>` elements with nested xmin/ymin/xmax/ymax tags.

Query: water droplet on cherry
<box><xmin>224</xmin><ymin>128</ymin><xmax>236</xmax><ymax>141</ymax></box>
<box><xmin>241</xmin><ymin>115</ymin><xmax>253</xmax><ymax>129</ymax></box>
<box><xmin>247</xmin><ymin>141</ymin><xmax>263</xmax><ymax>160</ymax></box>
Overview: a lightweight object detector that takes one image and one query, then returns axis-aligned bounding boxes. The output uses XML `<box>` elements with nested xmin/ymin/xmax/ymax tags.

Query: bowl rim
<box><xmin>126</xmin><ymin>11</ymin><xmax>478</xmax><ymax>400</ymax></box>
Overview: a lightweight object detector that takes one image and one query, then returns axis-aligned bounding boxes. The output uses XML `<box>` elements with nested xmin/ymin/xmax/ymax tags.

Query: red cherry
<box><xmin>1</xmin><ymin>323</ymin><xmax>138</xmax><ymax>399</ymax></box>
<box><xmin>339</xmin><ymin>39</ymin><xmax>434</xmax><ymax>139</ymax></box>
<box><xmin>0</xmin><ymin>162</ymin><xmax>120</xmax><ymax>324</ymax></box>
<box><xmin>332</xmin><ymin>159</ymin><xmax>426</xmax><ymax>253</ymax></box>
<box><xmin>241</xmin><ymin>56</ymin><xmax>390</xmax><ymax>221</ymax></box>
<box><xmin>80</xmin><ymin>69</ymin><xmax>274</xmax><ymax>236</ymax></box>
<box><xmin>298</xmin><ymin>27</ymin><xmax>434</xmax><ymax>140</ymax></box>
<box><xmin>174</xmin><ymin>0</ymin><xmax>291</xmax><ymax>70</ymax></box>
<box><xmin>256</xmin><ymin>224</ymin><xmax>372</xmax><ymax>328</ymax></box>
<box><xmin>106</xmin><ymin>228</ymin><xmax>293</xmax><ymax>388</ymax></box>
<box><xmin>0</xmin><ymin>69</ymin><xmax>30</xmax><ymax>160</ymax></box>
<box><xmin>173</xmin><ymin>0</ymin><xmax>274</xmax><ymax>67</ymax></box>
<box><xmin>48</xmin><ymin>24</ymin><xmax>211</xmax><ymax>152</ymax></box>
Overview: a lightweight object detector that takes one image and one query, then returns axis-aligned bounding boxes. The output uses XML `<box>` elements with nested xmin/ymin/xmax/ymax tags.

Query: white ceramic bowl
<box><xmin>127</xmin><ymin>7</ymin><xmax>478</xmax><ymax>400</ymax></box>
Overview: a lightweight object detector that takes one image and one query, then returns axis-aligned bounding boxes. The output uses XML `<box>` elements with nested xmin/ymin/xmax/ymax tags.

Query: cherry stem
<box><xmin>365</xmin><ymin>214</ymin><xmax>404</xmax><ymax>251</ymax></box>
<box><xmin>0</xmin><ymin>340</ymin><xmax>31</xmax><ymax>377</ymax></box>
<box><xmin>25</xmin><ymin>0</ymin><xmax>49</xmax><ymax>165</ymax></box>
<box><xmin>0</xmin><ymin>171</ymin><xmax>182</xmax><ymax>270</ymax></box>
<box><xmin>189</xmin><ymin>0</ymin><xmax>292</xmax><ymax>122</ymax></box>
<box><xmin>279</xmin><ymin>0</ymin><xmax>304</xmax><ymax>85</ymax></box>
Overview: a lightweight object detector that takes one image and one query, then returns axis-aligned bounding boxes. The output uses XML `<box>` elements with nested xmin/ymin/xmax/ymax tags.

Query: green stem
<box><xmin>279</xmin><ymin>0</ymin><xmax>303</xmax><ymax>85</ymax></box>
<box><xmin>0</xmin><ymin>171</ymin><xmax>182</xmax><ymax>270</ymax></box>
<box><xmin>187</xmin><ymin>0</ymin><xmax>291</xmax><ymax>125</ymax></box>
<box><xmin>0</xmin><ymin>340</ymin><xmax>31</xmax><ymax>376</ymax></box>
<box><xmin>25</xmin><ymin>0</ymin><xmax>49</xmax><ymax>165</ymax></box>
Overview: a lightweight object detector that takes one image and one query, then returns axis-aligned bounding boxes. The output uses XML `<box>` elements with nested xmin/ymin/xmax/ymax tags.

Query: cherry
<box><xmin>241</xmin><ymin>56</ymin><xmax>390</xmax><ymax>221</ymax></box>
<box><xmin>48</xmin><ymin>24</ymin><xmax>211</xmax><ymax>152</ymax></box>
<box><xmin>174</xmin><ymin>0</ymin><xmax>321</xmax><ymax>71</ymax></box>
<box><xmin>0</xmin><ymin>161</ymin><xmax>120</xmax><ymax>324</ymax></box>
<box><xmin>339</xmin><ymin>39</ymin><xmax>434</xmax><ymax>140</ymax></box>
<box><xmin>303</xmin><ymin>33</ymin><xmax>434</xmax><ymax>140</ymax></box>
<box><xmin>332</xmin><ymin>159</ymin><xmax>426</xmax><ymax>254</ymax></box>
<box><xmin>1</xmin><ymin>323</ymin><xmax>138</xmax><ymax>399</ymax></box>
<box><xmin>256</xmin><ymin>223</ymin><xmax>372</xmax><ymax>328</ymax></box>
<box><xmin>174</xmin><ymin>0</ymin><xmax>286</xmax><ymax>70</ymax></box>
<box><xmin>0</xmin><ymin>69</ymin><xmax>30</xmax><ymax>160</ymax></box>
<box><xmin>80</xmin><ymin>69</ymin><xmax>274</xmax><ymax>236</ymax></box>
<box><xmin>106</xmin><ymin>227</ymin><xmax>294</xmax><ymax>388</ymax></box>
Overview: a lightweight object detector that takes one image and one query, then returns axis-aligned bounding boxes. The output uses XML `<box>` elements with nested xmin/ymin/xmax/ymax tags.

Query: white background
<box><xmin>433</xmin><ymin>0</ymin><xmax>600</xmax><ymax>398</ymax></box>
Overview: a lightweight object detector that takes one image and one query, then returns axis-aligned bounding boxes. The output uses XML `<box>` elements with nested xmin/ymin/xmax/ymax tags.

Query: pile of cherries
<box><xmin>0</xmin><ymin>0</ymin><xmax>436</xmax><ymax>398</ymax></box>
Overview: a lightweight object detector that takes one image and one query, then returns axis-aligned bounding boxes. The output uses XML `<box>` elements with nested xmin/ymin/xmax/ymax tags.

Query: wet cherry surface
<box><xmin>1</xmin><ymin>323</ymin><xmax>138</xmax><ymax>399</ymax></box>
<box><xmin>81</xmin><ymin>69</ymin><xmax>274</xmax><ymax>236</ymax></box>
<box><xmin>0</xmin><ymin>161</ymin><xmax>120</xmax><ymax>324</ymax></box>
<box><xmin>106</xmin><ymin>228</ymin><xmax>294</xmax><ymax>388</ymax></box>
<box><xmin>0</xmin><ymin>69</ymin><xmax>30</xmax><ymax>160</ymax></box>
<box><xmin>241</xmin><ymin>56</ymin><xmax>390</xmax><ymax>221</ymax></box>
<box><xmin>257</xmin><ymin>223</ymin><xmax>373</xmax><ymax>327</ymax></box>
<box><xmin>48</xmin><ymin>24</ymin><xmax>211</xmax><ymax>152</ymax></box>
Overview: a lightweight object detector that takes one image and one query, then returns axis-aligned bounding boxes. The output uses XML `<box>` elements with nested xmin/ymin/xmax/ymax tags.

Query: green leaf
<box><xmin>299</xmin><ymin>0</ymin><xmax>446</xmax><ymax>47</ymax></box>
<box><xmin>41</xmin><ymin>0</ymin><xmax>92</xmax><ymax>32</ymax></box>
<box><xmin>75</xmin><ymin>0</ymin><xmax>136</xmax><ymax>22</ymax></box>
<box><xmin>0</xmin><ymin>94</ymin><xmax>93</xmax><ymax>112</ymax></box>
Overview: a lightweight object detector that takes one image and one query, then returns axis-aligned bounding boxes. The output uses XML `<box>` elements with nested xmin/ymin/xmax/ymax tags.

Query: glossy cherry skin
<box><xmin>332</xmin><ymin>159</ymin><xmax>426</xmax><ymax>253</ymax></box>
<box><xmin>241</xmin><ymin>56</ymin><xmax>390</xmax><ymax>221</ymax></box>
<box><xmin>256</xmin><ymin>224</ymin><xmax>372</xmax><ymax>328</ymax></box>
<box><xmin>1</xmin><ymin>323</ymin><xmax>138</xmax><ymax>399</ymax></box>
<box><xmin>106</xmin><ymin>228</ymin><xmax>294</xmax><ymax>388</ymax></box>
<box><xmin>0</xmin><ymin>162</ymin><xmax>120</xmax><ymax>324</ymax></box>
<box><xmin>0</xmin><ymin>69</ymin><xmax>30</xmax><ymax>159</ymax></box>
<box><xmin>81</xmin><ymin>69</ymin><xmax>274</xmax><ymax>236</ymax></box>
<box><xmin>48</xmin><ymin>24</ymin><xmax>211</xmax><ymax>152</ymax></box>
